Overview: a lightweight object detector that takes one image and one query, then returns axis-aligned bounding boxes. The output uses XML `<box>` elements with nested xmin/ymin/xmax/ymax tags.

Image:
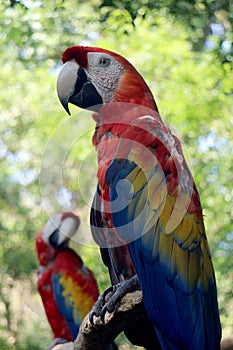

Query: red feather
<box><xmin>37</xmin><ymin>265</ymin><xmax>72</xmax><ymax>341</ymax></box>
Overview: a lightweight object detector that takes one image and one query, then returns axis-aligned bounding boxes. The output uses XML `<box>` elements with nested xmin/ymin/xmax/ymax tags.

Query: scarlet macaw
<box><xmin>56</xmin><ymin>46</ymin><xmax>221</xmax><ymax>349</ymax></box>
<box><xmin>35</xmin><ymin>212</ymin><xmax>99</xmax><ymax>349</ymax></box>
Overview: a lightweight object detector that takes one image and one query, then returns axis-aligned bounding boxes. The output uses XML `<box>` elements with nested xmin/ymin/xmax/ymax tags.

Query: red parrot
<box><xmin>56</xmin><ymin>46</ymin><xmax>221</xmax><ymax>349</ymax></box>
<box><xmin>35</xmin><ymin>212</ymin><xmax>99</xmax><ymax>349</ymax></box>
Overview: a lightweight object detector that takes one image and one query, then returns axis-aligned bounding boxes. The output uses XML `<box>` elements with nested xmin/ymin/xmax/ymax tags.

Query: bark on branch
<box><xmin>52</xmin><ymin>344</ymin><xmax>73</xmax><ymax>350</ymax></box>
<box><xmin>221</xmin><ymin>336</ymin><xmax>233</xmax><ymax>350</ymax></box>
<box><xmin>51</xmin><ymin>291</ymin><xmax>232</xmax><ymax>350</ymax></box>
<box><xmin>73</xmin><ymin>290</ymin><xmax>145</xmax><ymax>350</ymax></box>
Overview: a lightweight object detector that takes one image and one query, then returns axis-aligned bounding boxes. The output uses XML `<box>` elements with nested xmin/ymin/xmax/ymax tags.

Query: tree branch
<box><xmin>52</xmin><ymin>290</ymin><xmax>232</xmax><ymax>350</ymax></box>
<box><xmin>52</xmin><ymin>343</ymin><xmax>73</xmax><ymax>350</ymax></box>
<box><xmin>221</xmin><ymin>336</ymin><xmax>233</xmax><ymax>350</ymax></box>
<box><xmin>73</xmin><ymin>290</ymin><xmax>145</xmax><ymax>350</ymax></box>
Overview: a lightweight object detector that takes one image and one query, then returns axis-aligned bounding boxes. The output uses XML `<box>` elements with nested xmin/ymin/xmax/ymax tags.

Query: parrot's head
<box><xmin>35</xmin><ymin>212</ymin><xmax>80</xmax><ymax>266</ymax></box>
<box><xmin>57</xmin><ymin>46</ymin><xmax>157</xmax><ymax>115</ymax></box>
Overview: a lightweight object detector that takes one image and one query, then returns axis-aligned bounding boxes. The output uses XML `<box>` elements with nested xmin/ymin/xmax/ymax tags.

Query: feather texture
<box><xmin>35</xmin><ymin>214</ymin><xmax>99</xmax><ymax>342</ymax></box>
<box><xmin>98</xmin><ymin>112</ymin><xmax>221</xmax><ymax>349</ymax></box>
<box><xmin>58</xmin><ymin>46</ymin><xmax>221</xmax><ymax>350</ymax></box>
<box><xmin>52</xmin><ymin>248</ymin><xmax>99</xmax><ymax>338</ymax></box>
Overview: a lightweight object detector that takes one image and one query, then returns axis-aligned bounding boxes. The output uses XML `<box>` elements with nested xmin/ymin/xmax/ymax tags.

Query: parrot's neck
<box><xmin>93</xmin><ymin>101</ymin><xmax>160</xmax><ymax>125</ymax></box>
<box><xmin>113</xmin><ymin>92</ymin><xmax>158</xmax><ymax>111</ymax></box>
<box><xmin>92</xmin><ymin>101</ymin><xmax>161</xmax><ymax>147</ymax></box>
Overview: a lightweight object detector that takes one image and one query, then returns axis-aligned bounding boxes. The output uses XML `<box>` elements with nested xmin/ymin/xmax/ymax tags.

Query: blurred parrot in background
<box><xmin>35</xmin><ymin>212</ymin><xmax>99</xmax><ymax>349</ymax></box>
<box><xmin>57</xmin><ymin>46</ymin><xmax>221</xmax><ymax>349</ymax></box>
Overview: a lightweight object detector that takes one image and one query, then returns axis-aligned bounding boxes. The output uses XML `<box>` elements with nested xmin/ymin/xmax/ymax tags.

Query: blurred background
<box><xmin>0</xmin><ymin>0</ymin><xmax>232</xmax><ymax>349</ymax></box>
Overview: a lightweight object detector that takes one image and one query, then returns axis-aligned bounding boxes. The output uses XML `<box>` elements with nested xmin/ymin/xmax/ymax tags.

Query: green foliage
<box><xmin>98</xmin><ymin>0</ymin><xmax>233</xmax><ymax>64</ymax></box>
<box><xmin>0</xmin><ymin>0</ymin><xmax>232</xmax><ymax>348</ymax></box>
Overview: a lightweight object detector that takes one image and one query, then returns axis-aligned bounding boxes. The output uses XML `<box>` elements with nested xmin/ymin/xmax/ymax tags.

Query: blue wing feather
<box><xmin>52</xmin><ymin>273</ymin><xmax>80</xmax><ymax>339</ymax></box>
<box><xmin>107</xmin><ymin>155</ymin><xmax>221</xmax><ymax>350</ymax></box>
<box><xmin>130</xmin><ymin>238</ymin><xmax>220</xmax><ymax>349</ymax></box>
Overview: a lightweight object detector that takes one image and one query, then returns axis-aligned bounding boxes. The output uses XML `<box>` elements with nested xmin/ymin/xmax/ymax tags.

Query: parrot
<box><xmin>56</xmin><ymin>46</ymin><xmax>221</xmax><ymax>350</ymax></box>
<box><xmin>35</xmin><ymin>211</ymin><xmax>99</xmax><ymax>349</ymax></box>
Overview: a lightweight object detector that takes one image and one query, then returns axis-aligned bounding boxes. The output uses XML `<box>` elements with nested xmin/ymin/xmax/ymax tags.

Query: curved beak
<box><xmin>56</xmin><ymin>214</ymin><xmax>80</xmax><ymax>246</ymax></box>
<box><xmin>46</xmin><ymin>213</ymin><xmax>80</xmax><ymax>248</ymax></box>
<box><xmin>57</xmin><ymin>60</ymin><xmax>79</xmax><ymax>115</ymax></box>
<box><xmin>57</xmin><ymin>60</ymin><xmax>103</xmax><ymax>114</ymax></box>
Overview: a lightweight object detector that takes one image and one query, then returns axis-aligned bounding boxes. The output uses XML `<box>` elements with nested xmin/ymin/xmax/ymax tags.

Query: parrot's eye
<box><xmin>99</xmin><ymin>57</ymin><xmax>111</xmax><ymax>68</ymax></box>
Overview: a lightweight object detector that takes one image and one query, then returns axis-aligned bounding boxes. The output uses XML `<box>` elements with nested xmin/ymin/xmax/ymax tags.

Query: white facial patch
<box><xmin>42</xmin><ymin>213</ymin><xmax>62</xmax><ymax>242</ymax></box>
<box><xmin>87</xmin><ymin>52</ymin><xmax>125</xmax><ymax>103</ymax></box>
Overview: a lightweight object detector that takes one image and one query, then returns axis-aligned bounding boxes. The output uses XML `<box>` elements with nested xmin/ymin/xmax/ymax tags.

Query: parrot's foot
<box><xmin>89</xmin><ymin>274</ymin><xmax>141</xmax><ymax>326</ymax></box>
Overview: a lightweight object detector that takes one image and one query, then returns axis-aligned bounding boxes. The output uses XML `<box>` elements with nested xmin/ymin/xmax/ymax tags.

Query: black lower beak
<box><xmin>49</xmin><ymin>228</ymin><xmax>67</xmax><ymax>248</ymax></box>
<box><xmin>69</xmin><ymin>67</ymin><xmax>103</xmax><ymax>111</ymax></box>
